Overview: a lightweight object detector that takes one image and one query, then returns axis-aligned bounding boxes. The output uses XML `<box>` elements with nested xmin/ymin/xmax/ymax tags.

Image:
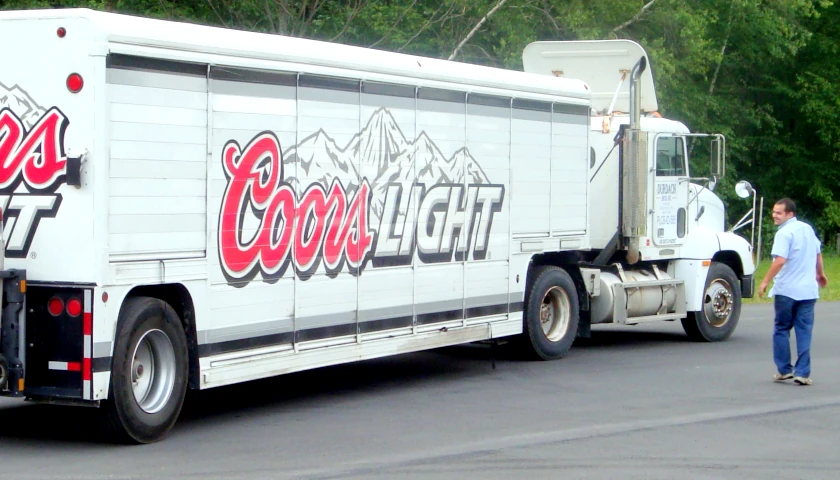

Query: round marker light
<box><xmin>66</xmin><ymin>298</ymin><xmax>83</xmax><ymax>317</ymax></box>
<box><xmin>57</xmin><ymin>27</ymin><xmax>67</xmax><ymax>38</ymax></box>
<box><xmin>66</xmin><ymin>73</ymin><xmax>84</xmax><ymax>93</ymax></box>
<box><xmin>48</xmin><ymin>297</ymin><xmax>65</xmax><ymax>317</ymax></box>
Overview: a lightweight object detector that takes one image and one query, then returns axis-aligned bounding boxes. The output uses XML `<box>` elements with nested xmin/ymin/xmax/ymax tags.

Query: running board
<box><xmin>621</xmin><ymin>313</ymin><xmax>686</xmax><ymax>325</ymax></box>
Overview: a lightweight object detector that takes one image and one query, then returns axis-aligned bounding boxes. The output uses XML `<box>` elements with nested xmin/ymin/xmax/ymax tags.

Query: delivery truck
<box><xmin>0</xmin><ymin>8</ymin><xmax>755</xmax><ymax>443</ymax></box>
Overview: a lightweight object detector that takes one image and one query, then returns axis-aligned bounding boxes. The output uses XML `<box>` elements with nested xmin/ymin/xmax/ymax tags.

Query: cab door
<box><xmin>652</xmin><ymin>135</ymin><xmax>690</xmax><ymax>246</ymax></box>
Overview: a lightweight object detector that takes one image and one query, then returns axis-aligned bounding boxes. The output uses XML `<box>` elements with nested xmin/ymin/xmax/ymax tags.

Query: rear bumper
<box><xmin>1</xmin><ymin>277</ymin><xmax>96</xmax><ymax>400</ymax></box>
<box><xmin>741</xmin><ymin>275</ymin><xmax>755</xmax><ymax>299</ymax></box>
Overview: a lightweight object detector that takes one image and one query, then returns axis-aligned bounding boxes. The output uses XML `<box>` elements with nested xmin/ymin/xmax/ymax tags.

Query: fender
<box><xmin>669</xmin><ymin>229</ymin><xmax>720</xmax><ymax>312</ymax></box>
<box><xmin>716</xmin><ymin>231</ymin><xmax>756</xmax><ymax>276</ymax></box>
<box><xmin>680</xmin><ymin>228</ymin><xmax>755</xmax><ymax>276</ymax></box>
<box><xmin>674</xmin><ymin>229</ymin><xmax>755</xmax><ymax>311</ymax></box>
<box><xmin>672</xmin><ymin>258</ymin><xmax>711</xmax><ymax>312</ymax></box>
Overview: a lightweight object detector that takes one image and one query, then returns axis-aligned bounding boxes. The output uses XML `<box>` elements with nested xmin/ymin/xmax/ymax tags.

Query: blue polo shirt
<box><xmin>770</xmin><ymin>217</ymin><xmax>821</xmax><ymax>300</ymax></box>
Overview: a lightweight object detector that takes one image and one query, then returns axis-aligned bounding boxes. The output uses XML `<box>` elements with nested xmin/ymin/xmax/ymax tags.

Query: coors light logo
<box><xmin>219</xmin><ymin>108</ymin><xmax>505</xmax><ymax>285</ymax></box>
<box><xmin>0</xmin><ymin>82</ymin><xmax>68</xmax><ymax>258</ymax></box>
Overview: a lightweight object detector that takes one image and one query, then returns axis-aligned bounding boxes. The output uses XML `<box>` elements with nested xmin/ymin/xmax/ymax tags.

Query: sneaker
<box><xmin>773</xmin><ymin>372</ymin><xmax>794</xmax><ymax>382</ymax></box>
<box><xmin>793</xmin><ymin>376</ymin><xmax>812</xmax><ymax>386</ymax></box>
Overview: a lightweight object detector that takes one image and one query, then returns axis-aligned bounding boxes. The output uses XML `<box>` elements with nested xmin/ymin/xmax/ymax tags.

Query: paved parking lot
<box><xmin>1</xmin><ymin>301</ymin><xmax>838</xmax><ymax>479</ymax></box>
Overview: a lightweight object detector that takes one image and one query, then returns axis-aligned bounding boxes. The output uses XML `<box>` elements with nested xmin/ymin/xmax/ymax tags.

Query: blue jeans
<box><xmin>773</xmin><ymin>295</ymin><xmax>816</xmax><ymax>378</ymax></box>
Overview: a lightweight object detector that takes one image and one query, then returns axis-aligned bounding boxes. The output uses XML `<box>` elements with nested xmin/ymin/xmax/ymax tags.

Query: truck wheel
<box><xmin>103</xmin><ymin>297</ymin><xmax>188</xmax><ymax>444</ymax></box>
<box><xmin>521</xmin><ymin>266</ymin><xmax>580</xmax><ymax>360</ymax></box>
<box><xmin>681</xmin><ymin>262</ymin><xmax>741</xmax><ymax>342</ymax></box>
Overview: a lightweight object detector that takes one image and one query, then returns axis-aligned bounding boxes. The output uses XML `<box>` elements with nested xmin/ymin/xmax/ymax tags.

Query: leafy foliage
<box><xmin>2</xmin><ymin>0</ymin><xmax>839</xmax><ymax>248</ymax></box>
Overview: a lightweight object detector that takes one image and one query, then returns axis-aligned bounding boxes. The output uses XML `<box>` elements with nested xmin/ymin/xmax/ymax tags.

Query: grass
<box><xmin>744</xmin><ymin>254</ymin><xmax>840</xmax><ymax>304</ymax></box>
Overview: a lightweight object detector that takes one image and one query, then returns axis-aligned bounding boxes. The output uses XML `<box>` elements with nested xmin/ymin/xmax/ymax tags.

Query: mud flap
<box><xmin>0</xmin><ymin>269</ymin><xmax>27</xmax><ymax>396</ymax></box>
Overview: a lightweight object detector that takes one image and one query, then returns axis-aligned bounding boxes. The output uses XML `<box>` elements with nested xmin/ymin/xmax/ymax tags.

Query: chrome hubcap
<box><xmin>703</xmin><ymin>278</ymin><xmax>734</xmax><ymax>327</ymax></box>
<box><xmin>131</xmin><ymin>329</ymin><xmax>176</xmax><ymax>414</ymax></box>
<box><xmin>540</xmin><ymin>286</ymin><xmax>571</xmax><ymax>342</ymax></box>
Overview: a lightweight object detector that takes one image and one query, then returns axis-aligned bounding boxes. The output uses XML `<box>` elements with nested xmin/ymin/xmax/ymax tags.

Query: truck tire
<box><xmin>681</xmin><ymin>262</ymin><xmax>741</xmax><ymax>342</ymax></box>
<box><xmin>102</xmin><ymin>297</ymin><xmax>189</xmax><ymax>444</ymax></box>
<box><xmin>521</xmin><ymin>266</ymin><xmax>580</xmax><ymax>360</ymax></box>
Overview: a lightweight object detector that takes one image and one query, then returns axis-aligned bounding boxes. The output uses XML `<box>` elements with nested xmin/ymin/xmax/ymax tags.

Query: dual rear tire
<box><xmin>102</xmin><ymin>297</ymin><xmax>189</xmax><ymax>444</ymax></box>
<box><xmin>520</xmin><ymin>266</ymin><xmax>580</xmax><ymax>360</ymax></box>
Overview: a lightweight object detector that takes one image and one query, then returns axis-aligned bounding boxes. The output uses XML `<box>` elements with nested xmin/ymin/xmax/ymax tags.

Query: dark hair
<box><xmin>775</xmin><ymin>198</ymin><xmax>797</xmax><ymax>215</ymax></box>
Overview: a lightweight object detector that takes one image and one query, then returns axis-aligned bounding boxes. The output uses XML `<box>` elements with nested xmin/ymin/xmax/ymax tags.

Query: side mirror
<box><xmin>710</xmin><ymin>135</ymin><xmax>726</xmax><ymax>179</ymax></box>
<box><xmin>735</xmin><ymin>180</ymin><xmax>754</xmax><ymax>199</ymax></box>
<box><xmin>708</xmin><ymin>175</ymin><xmax>717</xmax><ymax>192</ymax></box>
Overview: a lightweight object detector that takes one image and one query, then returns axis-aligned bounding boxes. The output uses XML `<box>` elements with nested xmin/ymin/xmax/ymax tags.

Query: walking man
<box><xmin>758</xmin><ymin>198</ymin><xmax>828</xmax><ymax>385</ymax></box>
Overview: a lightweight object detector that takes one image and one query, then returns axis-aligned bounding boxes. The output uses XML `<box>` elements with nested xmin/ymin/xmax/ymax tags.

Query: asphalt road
<box><xmin>1</xmin><ymin>302</ymin><xmax>838</xmax><ymax>480</ymax></box>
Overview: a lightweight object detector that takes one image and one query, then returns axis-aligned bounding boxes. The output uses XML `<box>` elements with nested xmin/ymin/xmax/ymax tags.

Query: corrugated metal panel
<box><xmin>107</xmin><ymin>66</ymin><xmax>208</xmax><ymax>259</ymax></box>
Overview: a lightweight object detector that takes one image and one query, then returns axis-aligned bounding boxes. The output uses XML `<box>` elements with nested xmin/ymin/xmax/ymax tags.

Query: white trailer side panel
<box><xmin>465</xmin><ymin>99</ymin><xmax>511</xmax><ymax>318</ymax></box>
<box><xmin>551</xmin><ymin>112</ymin><xmax>589</xmax><ymax>235</ymax></box>
<box><xmin>413</xmin><ymin>94</ymin><xmax>466</xmax><ymax>326</ymax></box>
<box><xmin>292</xmin><ymin>82</ymin><xmax>361</xmax><ymax>342</ymax></box>
<box><xmin>106</xmin><ymin>64</ymin><xmax>207</xmax><ymax>260</ymax></box>
<box><xmin>510</xmin><ymin>106</ymin><xmax>551</xmax><ymax>237</ymax></box>
<box><xmin>206</xmin><ymin>72</ymin><xmax>299</xmax><ymax>353</ymax></box>
<box><xmin>358</xmin><ymin>86</ymin><xmax>417</xmax><ymax>334</ymax></box>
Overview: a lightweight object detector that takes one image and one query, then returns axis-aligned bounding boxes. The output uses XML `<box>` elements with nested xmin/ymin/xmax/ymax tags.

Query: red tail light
<box><xmin>66</xmin><ymin>73</ymin><xmax>84</xmax><ymax>93</ymax></box>
<box><xmin>47</xmin><ymin>297</ymin><xmax>64</xmax><ymax>317</ymax></box>
<box><xmin>66</xmin><ymin>298</ymin><xmax>83</xmax><ymax>317</ymax></box>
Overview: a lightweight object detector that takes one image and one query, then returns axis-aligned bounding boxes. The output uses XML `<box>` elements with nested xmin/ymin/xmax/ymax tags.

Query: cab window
<box><xmin>655</xmin><ymin>136</ymin><xmax>686</xmax><ymax>177</ymax></box>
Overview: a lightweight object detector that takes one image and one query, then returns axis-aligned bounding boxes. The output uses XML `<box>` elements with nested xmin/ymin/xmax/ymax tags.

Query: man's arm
<box><xmin>759</xmin><ymin>256</ymin><xmax>786</xmax><ymax>298</ymax></box>
<box><xmin>761</xmin><ymin>228</ymin><xmax>791</xmax><ymax>298</ymax></box>
<box><xmin>817</xmin><ymin>252</ymin><xmax>828</xmax><ymax>288</ymax></box>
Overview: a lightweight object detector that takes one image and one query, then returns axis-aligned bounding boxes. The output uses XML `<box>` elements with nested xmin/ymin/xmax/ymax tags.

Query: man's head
<box><xmin>772</xmin><ymin>198</ymin><xmax>796</xmax><ymax>225</ymax></box>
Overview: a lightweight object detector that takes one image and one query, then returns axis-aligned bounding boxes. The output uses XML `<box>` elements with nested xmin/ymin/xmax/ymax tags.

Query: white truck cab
<box><xmin>523</xmin><ymin>39</ymin><xmax>756</xmax><ymax>338</ymax></box>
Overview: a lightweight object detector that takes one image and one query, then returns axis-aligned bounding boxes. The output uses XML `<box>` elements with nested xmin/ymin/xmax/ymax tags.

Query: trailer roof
<box><xmin>1</xmin><ymin>8</ymin><xmax>592</xmax><ymax>105</ymax></box>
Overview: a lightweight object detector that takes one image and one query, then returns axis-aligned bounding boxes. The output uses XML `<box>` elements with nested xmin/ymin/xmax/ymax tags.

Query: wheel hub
<box><xmin>540</xmin><ymin>286</ymin><xmax>571</xmax><ymax>342</ymax></box>
<box><xmin>130</xmin><ymin>329</ymin><xmax>176</xmax><ymax>414</ymax></box>
<box><xmin>712</xmin><ymin>289</ymin><xmax>733</xmax><ymax>318</ymax></box>
<box><xmin>704</xmin><ymin>278</ymin><xmax>734</xmax><ymax>327</ymax></box>
<box><xmin>540</xmin><ymin>304</ymin><xmax>551</xmax><ymax>324</ymax></box>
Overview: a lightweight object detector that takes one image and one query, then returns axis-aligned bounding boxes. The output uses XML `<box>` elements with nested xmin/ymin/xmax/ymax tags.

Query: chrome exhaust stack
<box><xmin>622</xmin><ymin>57</ymin><xmax>649</xmax><ymax>264</ymax></box>
<box><xmin>629</xmin><ymin>57</ymin><xmax>645</xmax><ymax>129</ymax></box>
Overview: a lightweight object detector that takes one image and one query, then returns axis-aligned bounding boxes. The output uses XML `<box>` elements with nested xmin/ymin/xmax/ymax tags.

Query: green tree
<box><xmin>3</xmin><ymin>0</ymin><xmax>838</xmax><ymax>245</ymax></box>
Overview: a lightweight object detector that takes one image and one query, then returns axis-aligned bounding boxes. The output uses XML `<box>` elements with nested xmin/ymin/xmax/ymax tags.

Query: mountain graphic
<box><xmin>0</xmin><ymin>81</ymin><xmax>46</xmax><ymax>129</ymax></box>
<box><xmin>282</xmin><ymin>129</ymin><xmax>360</xmax><ymax>192</ymax></box>
<box><xmin>355</xmin><ymin>107</ymin><xmax>410</xmax><ymax>175</ymax></box>
<box><xmin>282</xmin><ymin>107</ymin><xmax>493</xmax><ymax>227</ymax></box>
